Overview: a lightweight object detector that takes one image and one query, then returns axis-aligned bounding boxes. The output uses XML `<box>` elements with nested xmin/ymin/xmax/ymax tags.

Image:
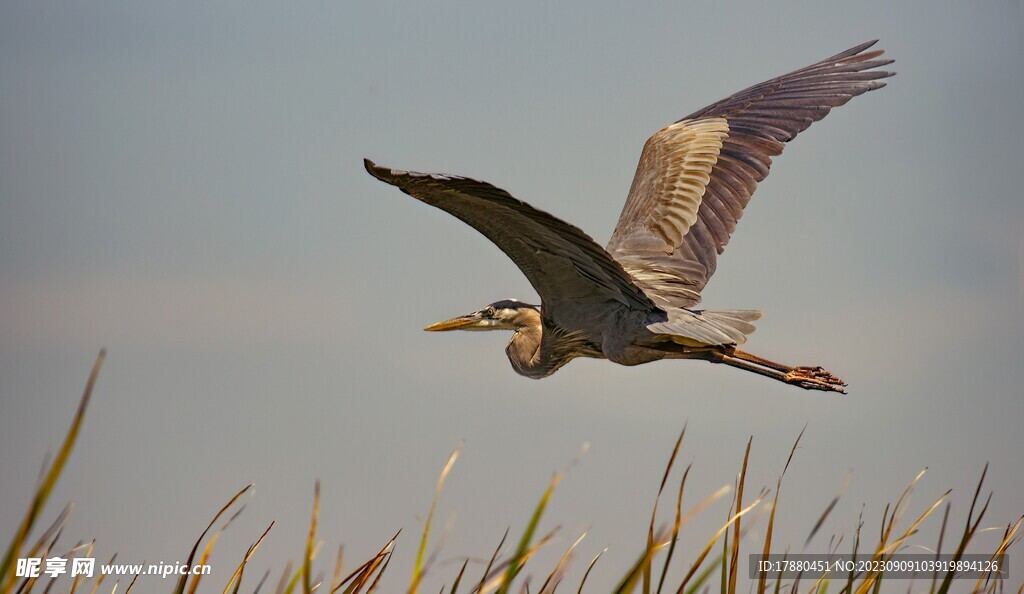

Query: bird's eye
<box><xmin>485</xmin><ymin>307</ymin><xmax>496</xmax><ymax>316</ymax></box>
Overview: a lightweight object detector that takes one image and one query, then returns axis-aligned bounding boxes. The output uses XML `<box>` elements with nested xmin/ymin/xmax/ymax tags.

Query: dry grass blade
<box><xmin>728</xmin><ymin>438</ymin><xmax>752</xmax><ymax>594</ymax></box>
<box><xmin>68</xmin><ymin>540</ymin><xmax>94</xmax><ymax>594</ymax></box>
<box><xmin>223</xmin><ymin>521</ymin><xmax>274</xmax><ymax>594</ymax></box>
<box><xmin>758</xmin><ymin>429</ymin><xmax>806</xmax><ymax>594</ymax></box>
<box><xmin>615</xmin><ymin>528</ymin><xmax>671</xmax><ymax>594</ymax></box>
<box><xmin>275</xmin><ymin>561</ymin><xmax>294</xmax><ymax>594</ymax></box>
<box><xmin>928</xmin><ymin>503</ymin><xmax>951</xmax><ymax>594</ymax></box>
<box><xmin>16</xmin><ymin>525</ymin><xmax>63</xmax><ymax>594</ymax></box>
<box><xmin>645</xmin><ymin>428</ymin><xmax>685</xmax><ymax>594</ymax></box>
<box><xmin>364</xmin><ymin>548</ymin><xmax>391</xmax><ymax>594</ymax></box>
<box><xmin>253</xmin><ymin>570</ymin><xmax>272</xmax><ymax>594</ymax></box>
<box><xmin>806</xmin><ymin>497</ymin><xmax>840</xmax><ymax>550</ymax></box>
<box><xmin>22</xmin><ymin>505</ymin><xmax>72</xmax><ymax>564</ymax></box>
<box><xmin>805</xmin><ymin>569</ymin><xmax>829</xmax><ymax>594</ymax></box>
<box><xmin>970</xmin><ymin>516</ymin><xmax>1021</xmax><ymax>593</ymax></box>
<box><xmin>878</xmin><ymin>504</ymin><xmax>890</xmax><ymax>549</ymax></box>
<box><xmin>539</xmin><ymin>532</ymin><xmax>586</xmax><ymax>594</ymax></box>
<box><xmin>848</xmin><ymin>470</ymin><xmax>927</xmax><ymax>594</ymax></box>
<box><xmin>172</xmin><ymin>484</ymin><xmax>253</xmax><ymax>594</ymax></box>
<box><xmin>191</xmin><ymin>500</ymin><xmax>251</xmax><ymax>594</ymax></box>
<box><xmin>448</xmin><ymin>559</ymin><xmax>469</xmax><ymax>594</ymax></box>
<box><xmin>885</xmin><ymin>490</ymin><xmax>951</xmax><ymax>556</ymax></box>
<box><xmin>346</xmin><ymin>536</ymin><xmax>396</xmax><ymax>594</ymax></box>
<box><xmin>774</xmin><ymin>549</ymin><xmax>789</xmax><ymax>594</ymax></box>
<box><xmin>680</xmin><ymin>552</ymin><xmax>723</xmax><ymax>594</ymax></box>
<box><xmin>806</xmin><ymin>471</ymin><xmax>851</xmax><ymax>549</ymax></box>
<box><xmin>681</xmin><ymin>485</ymin><xmax>731</xmax><ymax>529</ymax></box>
<box><xmin>332</xmin><ymin>531</ymin><xmax>399</xmax><ymax>594</ymax></box>
<box><xmin>123</xmin><ymin>569</ymin><xmax>141</xmax><ymax>594</ymax></box>
<box><xmin>474</xmin><ymin>529</ymin><xmax>510</xmax><ymax>594</ymax></box>
<box><xmin>656</xmin><ymin>465</ymin><xmax>690</xmax><ymax>594</ymax></box>
<box><xmin>935</xmin><ymin>465</ymin><xmax>991</xmax><ymax>594</ymax></box>
<box><xmin>674</xmin><ymin>495</ymin><xmax>763</xmax><ymax>594</ymax></box>
<box><xmin>187</xmin><ymin>533</ymin><xmax>220</xmax><ymax>594</ymax></box>
<box><xmin>411</xmin><ymin>445</ymin><xmax>461</xmax><ymax>594</ymax></box>
<box><xmin>346</xmin><ymin>551</ymin><xmax>388</xmax><ymax>594</ymax></box>
<box><xmin>331</xmin><ymin>546</ymin><xmax>344</xmax><ymax>593</ymax></box>
<box><xmin>836</xmin><ymin>518</ymin><xmax>862</xmax><ymax>594</ymax></box>
<box><xmin>1</xmin><ymin>349</ymin><xmax>105</xmax><ymax>594</ymax></box>
<box><xmin>811</xmin><ymin>537</ymin><xmax>845</xmax><ymax>594</ymax></box>
<box><xmin>18</xmin><ymin>512</ymin><xmax>74</xmax><ymax>594</ymax></box>
<box><xmin>85</xmin><ymin>553</ymin><xmax>117</xmax><ymax>594</ymax></box>
<box><xmin>365</xmin><ymin>549</ymin><xmax>394</xmax><ymax>594</ymax></box>
<box><xmin>478</xmin><ymin>528</ymin><xmax>558</xmax><ymax>594</ymax></box>
<box><xmin>576</xmin><ymin>548</ymin><xmax>605</xmax><ymax>594</ymax></box>
<box><xmin>855</xmin><ymin>489</ymin><xmax>951</xmax><ymax>594</ymax></box>
<box><xmin>332</xmin><ymin>554</ymin><xmax>385</xmax><ymax>594</ymax></box>
<box><xmin>191</xmin><ymin>507</ymin><xmax>250</xmax><ymax>594</ymax></box>
<box><xmin>58</xmin><ymin>540</ymin><xmax>92</xmax><ymax>560</ymax></box>
<box><xmin>881</xmin><ymin>469</ymin><xmax>927</xmax><ymax>548</ymax></box>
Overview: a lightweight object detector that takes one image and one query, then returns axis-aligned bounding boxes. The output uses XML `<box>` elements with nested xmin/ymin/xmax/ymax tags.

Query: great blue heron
<box><xmin>365</xmin><ymin>41</ymin><xmax>894</xmax><ymax>393</ymax></box>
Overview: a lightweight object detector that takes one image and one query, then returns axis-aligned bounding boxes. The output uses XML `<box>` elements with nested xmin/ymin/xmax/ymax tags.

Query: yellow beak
<box><xmin>423</xmin><ymin>314</ymin><xmax>482</xmax><ymax>331</ymax></box>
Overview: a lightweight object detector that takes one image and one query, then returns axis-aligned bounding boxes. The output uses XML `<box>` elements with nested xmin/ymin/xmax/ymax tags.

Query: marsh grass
<box><xmin>1</xmin><ymin>350</ymin><xmax>1020</xmax><ymax>593</ymax></box>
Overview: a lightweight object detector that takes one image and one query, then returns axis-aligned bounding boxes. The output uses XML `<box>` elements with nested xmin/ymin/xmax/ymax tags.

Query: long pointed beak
<box><xmin>423</xmin><ymin>314</ymin><xmax>482</xmax><ymax>331</ymax></box>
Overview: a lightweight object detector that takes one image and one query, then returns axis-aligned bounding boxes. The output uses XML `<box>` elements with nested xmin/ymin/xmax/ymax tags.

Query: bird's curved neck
<box><xmin>505</xmin><ymin>309</ymin><xmax>548</xmax><ymax>378</ymax></box>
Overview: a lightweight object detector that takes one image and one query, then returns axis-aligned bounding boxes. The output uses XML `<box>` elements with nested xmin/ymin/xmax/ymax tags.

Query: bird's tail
<box><xmin>647</xmin><ymin>309</ymin><xmax>762</xmax><ymax>346</ymax></box>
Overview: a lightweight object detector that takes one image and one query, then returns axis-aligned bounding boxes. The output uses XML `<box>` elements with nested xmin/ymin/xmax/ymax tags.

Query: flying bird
<box><xmin>365</xmin><ymin>41</ymin><xmax>894</xmax><ymax>393</ymax></box>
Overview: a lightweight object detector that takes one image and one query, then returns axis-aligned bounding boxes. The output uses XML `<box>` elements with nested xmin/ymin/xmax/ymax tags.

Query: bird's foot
<box><xmin>784</xmin><ymin>366</ymin><xmax>847</xmax><ymax>394</ymax></box>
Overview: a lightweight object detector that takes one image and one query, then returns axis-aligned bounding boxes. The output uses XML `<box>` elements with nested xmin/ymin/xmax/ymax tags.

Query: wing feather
<box><xmin>608</xmin><ymin>41</ymin><xmax>894</xmax><ymax>307</ymax></box>
<box><xmin>364</xmin><ymin>159</ymin><xmax>656</xmax><ymax>334</ymax></box>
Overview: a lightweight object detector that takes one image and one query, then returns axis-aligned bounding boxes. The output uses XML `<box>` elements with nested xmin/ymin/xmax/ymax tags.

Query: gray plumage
<box><xmin>364</xmin><ymin>41</ymin><xmax>895</xmax><ymax>393</ymax></box>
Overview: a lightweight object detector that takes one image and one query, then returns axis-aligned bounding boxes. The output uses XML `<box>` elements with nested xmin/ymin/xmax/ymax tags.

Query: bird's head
<box><xmin>424</xmin><ymin>299</ymin><xmax>540</xmax><ymax>332</ymax></box>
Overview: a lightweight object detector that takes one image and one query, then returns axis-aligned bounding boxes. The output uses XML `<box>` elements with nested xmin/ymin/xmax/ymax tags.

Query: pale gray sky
<box><xmin>2</xmin><ymin>1</ymin><xmax>1022</xmax><ymax>591</ymax></box>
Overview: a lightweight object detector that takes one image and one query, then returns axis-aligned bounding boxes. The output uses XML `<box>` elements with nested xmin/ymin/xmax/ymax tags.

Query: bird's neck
<box><xmin>505</xmin><ymin>309</ymin><xmax>546</xmax><ymax>378</ymax></box>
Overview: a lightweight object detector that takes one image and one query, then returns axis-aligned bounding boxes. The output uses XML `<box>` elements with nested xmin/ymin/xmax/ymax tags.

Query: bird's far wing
<box><xmin>364</xmin><ymin>159</ymin><xmax>656</xmax><ymax>332</ymax></box>
<box><xmin>607</xmin><ymin>40</ymin><xmax>894</xmax><ymax>309</ymax></box>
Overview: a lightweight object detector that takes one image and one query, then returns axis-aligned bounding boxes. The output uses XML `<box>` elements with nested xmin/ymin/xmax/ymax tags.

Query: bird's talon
<box><xmin>785</xmin><ymin>367</ymin><xmax>847</xmax><ymax>394</ymax></box>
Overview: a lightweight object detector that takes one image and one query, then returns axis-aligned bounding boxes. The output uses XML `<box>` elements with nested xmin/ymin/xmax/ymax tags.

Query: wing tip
<box><xmin>364</xmin><ymin>157</ymin><xmax>386</xmax><ymax>179</ymax></box>
<box><xmin>364</xmin><ymin>158</ymin><xmax>415</xmax><ymax>186</ymax></box>
<box><xmin>833</xmin><ymin>39</ymin><xmax>894</xmax><ymax>65</ymax></box>
<box><xmin>364</xmin><ymin>159</ymin><xmax>456</xmax><ymax>185</ymax></box>
<box><xmin>859</xmin><ymin>41</ymin><xmax>897</xmax><ymax>77</ymax></box>
<box><xmin>851</xmin><ymin>39</ymin><xmax>880</xmax><ymax>54</ymax></box>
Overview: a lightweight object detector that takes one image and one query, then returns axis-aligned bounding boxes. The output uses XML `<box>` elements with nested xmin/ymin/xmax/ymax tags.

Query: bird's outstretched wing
<box><xmin>365</xmin><ymin>159</ymin><xmax>656</xmax><ymax>332</ymax></box>
<box><xmin>607</xmin><ymin>40</ymin><xmax>894</xmax><ymax>309</ymax></box>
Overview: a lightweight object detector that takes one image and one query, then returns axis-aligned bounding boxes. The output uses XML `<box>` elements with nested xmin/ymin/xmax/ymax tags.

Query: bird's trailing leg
<box><xmin>717</xmin><ymin>349</ymin><xmax>847</xmax><ymax>394</ymax></box>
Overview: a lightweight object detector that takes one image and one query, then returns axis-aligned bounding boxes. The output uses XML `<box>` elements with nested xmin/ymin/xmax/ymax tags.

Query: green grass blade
<box><xmin>496</xmin><ymin>472</ymin><xmax>562</xmax><ymax>594</ymax></box>
<box><xmin>305</xmin><ymin>482</ymin><xmax>320</xmax><ymax>594</ymax></box>
<box><xmin>410</xmin><ymin>445</ymin><xmax>461</xmax><ymax>594</ymax></box>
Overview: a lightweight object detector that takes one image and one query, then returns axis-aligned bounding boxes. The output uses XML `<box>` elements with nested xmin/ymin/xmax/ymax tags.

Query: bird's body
<box><xmin>366</xmin><ymin>41</ymin><xmax>895</xmax><ymax>393</ymax></box>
